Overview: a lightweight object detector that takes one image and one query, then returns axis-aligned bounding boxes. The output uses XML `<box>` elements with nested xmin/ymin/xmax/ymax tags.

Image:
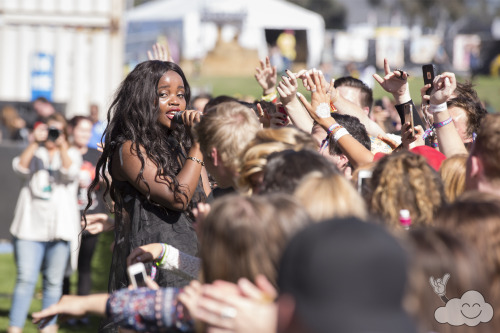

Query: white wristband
<box><xmin>333</xmin><ymin>128</ymin><xmax>349</xmax><ymax>142</ymax></box>
<box><xmin>315</xmin><ymin>103</ymin><xmax>330</xmax><ymax>118</ymax></box>
<box><xmin>429</xmin><ymin>102</ymin><xmax>447</xmax><ymax>113</ymax></box>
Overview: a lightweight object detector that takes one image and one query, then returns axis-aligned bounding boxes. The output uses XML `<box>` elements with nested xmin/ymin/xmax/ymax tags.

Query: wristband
<box><xmin>429</xmin><ymin>102</ymin><xmax>447</xmax><ymax>113</ymax></box>
<box><xmin>433</xmin><ymin>117</ymin><xmax>453</xmax><ymax>128</ymax></box>
<box><xmin>155</xmin><ymin>244</ymin><xmax>169</xmax><ymax>267</ymax></box>
<box><xmin>327</xmin><ymin>123</ymin><xmax>342</xmax><ymax>135</ymax></box>
<box><xmin>333</xmin><ymin>128</ymin><xmax>349</xmax><ymax>142</ymax></box>
<box><xmin>315</xmin><ymin>103</ymin><xmax>330</xmax><ymax>118</ymax></box>
<box><xmin>262</xmin><ymin>90</ymin><xmax>278</xmax><ymax>103</ymax></box>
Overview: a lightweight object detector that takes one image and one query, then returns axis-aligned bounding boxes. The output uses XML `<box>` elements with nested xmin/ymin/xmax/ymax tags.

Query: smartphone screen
<box><xmin>133</xmin><ymin>271</ymin><xmax>147</xmax><ymax>288</ymax></box>
<box><xmin>404</xmin><ymin>104</ymin><xmax>414</xmax><ymax>138</ymax></box>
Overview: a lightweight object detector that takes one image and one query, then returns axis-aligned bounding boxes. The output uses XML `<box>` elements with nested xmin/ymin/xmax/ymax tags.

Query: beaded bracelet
<box><xmin>433</xmin><ymin>117</ymin><xmax>453</xmax><ymax>128</ymax></box>
<box><xmin>186</xmin><ymin>156</ymin><xmax>205</xmax><ymax>166</ymax></box>
<box><xmin>327</xmin><ymin>123</ymin><xmax>342</xmax><ymax>135</ymax></box>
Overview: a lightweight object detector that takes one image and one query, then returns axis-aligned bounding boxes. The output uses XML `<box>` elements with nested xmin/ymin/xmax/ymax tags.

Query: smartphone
<box><xmin>404</xmin><ymin>104</ymin><xmax>415</xmax><ymax>139</ymax></box>
<box><xmin>47</xmin><ymin>127</ymin><xmax>61</xmax><ymax>141</ymax></box>
<box><xmin>422</xmin><ymin>64</ymin><xmax>437</xmax><ymax>96</ymax></box>
<box><xmin>127</xmin><ymin>262</ymin><xmax>148</xmax><ymax>288</ymax></box>
<box><xmin>357</xmin><ymin>169</ymin><xmax>373</xmax><ymax>196</ymax></box>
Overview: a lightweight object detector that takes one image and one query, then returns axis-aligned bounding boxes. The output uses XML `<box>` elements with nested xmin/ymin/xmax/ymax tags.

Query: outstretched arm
<box><xmin>32</xmin><ymin>294</ymin><xmax>109</xmax><ymax>328</ymax></box>
<box><xmin>425</xmin><ymin>73</ymin><xmax>468</xmax><ymax>157</ymax></box>
<box><xmin>297</xmin><ymin>69</ymin><xmax>386</xmax><ymax>137</ymax></box>
<box><xmin>297</xmin><ymin>71</ymin><xmax>374</xmax><ymax>169</ymax></box>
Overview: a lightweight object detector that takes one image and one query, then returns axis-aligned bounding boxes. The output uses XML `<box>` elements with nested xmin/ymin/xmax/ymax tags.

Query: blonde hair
<box><xmin>369</xmin><ymin>151</ymin><xmax>446</xmax><ymax>229</ymax></box>
<box><xmin>199</xmin><ymin>193</ymin><xmax>311</xmax><ymax>287</ymax></box>
<box><xmin>238</xmin><ymin>127</ymin><xmax>317</xmax><ymax>194</ymax></box>
<box><xmin>294</xmin><ymin>172</ymin><xmax>367</xmax><ymax>221</ymax></box>
<box><xmin>193</xmin><ymin>101</ymin><xmax>260</xmax><ymax>173</ymax></box>
<box><xmin>439</xmin><ymin>154</ymin><xmax>467</xmax><ymax>202</ymax></box>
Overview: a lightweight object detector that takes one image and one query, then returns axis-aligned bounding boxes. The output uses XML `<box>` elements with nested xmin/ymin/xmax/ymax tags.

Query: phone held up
<box><xmin>357</xmin><ymin>169</ymin><xmax>373</xmax><ymax>197</ymax></box>
<box><xmin>127</xmin><ymin>262</ymin><xmax>148</xmax><ymax>289</ymax></box>
<box><xmin>404</xmin><ymin>104</ymin><xmax>415</xmax><ymax>139</ymax></box>
<box><xmin>422</xmin><ymin>64</ymin><xmax>437</xmax><ymax>98</ymax></box>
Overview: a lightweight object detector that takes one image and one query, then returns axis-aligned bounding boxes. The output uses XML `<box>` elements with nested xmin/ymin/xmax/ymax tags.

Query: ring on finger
<box><xmin>311</xmin><ymin>88</ymin><xmax>317</xmax><ymax>93</ymax></box>
<box><xmin>220</xmin><ymin>306</ymin><xmax>237</xmax><ymax>319</ymax></box>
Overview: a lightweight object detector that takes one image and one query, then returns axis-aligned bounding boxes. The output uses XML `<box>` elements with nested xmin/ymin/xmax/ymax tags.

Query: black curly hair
<box><xmin>84</xmin><ymin>60</ymin><xmax>195</xmax><ymax>220</ymax></box>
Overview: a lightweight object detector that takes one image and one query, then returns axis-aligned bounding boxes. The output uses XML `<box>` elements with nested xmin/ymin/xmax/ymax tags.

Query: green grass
<box><xmin>190</xmin><ymin>74</ymin><xmax>500</xmax><ymax>113</ymax></box>
<box><xmin>0</xmin><ymin>232</ymin><xmax>113</xmax><ymax>332</ymax></box>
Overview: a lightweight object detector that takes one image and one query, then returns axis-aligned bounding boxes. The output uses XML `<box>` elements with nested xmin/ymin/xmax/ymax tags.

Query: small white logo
<box><xmin>430</xmin><ymin>274</ymin><xmax>493</xmax><ymax>326</ymax></box>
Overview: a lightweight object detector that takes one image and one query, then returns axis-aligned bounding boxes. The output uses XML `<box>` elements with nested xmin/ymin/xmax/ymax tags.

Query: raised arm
<box><xmin>277</xmin><ymin>69</ymin><xmax>314</xmax><ymax>132</ymax></box>
<box><xmin>373</xmin><ymin>58</ymin><xmax>426</xmax><ymax>130</ymax></box>
<box><xmin>297</xmin><ymin>71</ymin><xmax>374</xmax><ymax>169</ymax></box>
<box><xmin>297</xmin><ymin>70</ymin><xmax>386</xmax><ymax>137</ymax></box>
<box><xmin>255</xmin><ymin>56</ymin><xmax>278</xmax><ymax>100</ymax></box>
<box><xmin>425</xmin><ymin>72</ymin><xmax>468</xmax><ymax>157</ymax></box>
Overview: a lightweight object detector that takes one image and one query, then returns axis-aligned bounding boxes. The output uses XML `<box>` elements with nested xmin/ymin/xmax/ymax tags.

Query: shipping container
<box><xmin>0</xmin><ymin>0</ymin><xmax>125</xmax><ymax>120</ymax></box>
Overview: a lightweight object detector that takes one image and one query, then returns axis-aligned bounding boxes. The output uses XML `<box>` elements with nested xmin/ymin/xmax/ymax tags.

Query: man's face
<box><xmin>448</xmin><ymin>106</ymin><xmax>472</xmax><ymax>144</ymax></box>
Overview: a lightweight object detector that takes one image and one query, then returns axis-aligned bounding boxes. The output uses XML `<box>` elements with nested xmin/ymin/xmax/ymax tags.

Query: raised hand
<box><xmin>277</xmin><ymin>70</ymin><xmax>298</xmax><ymax>105</ymax></box>
<box><xmin>296</xmin><ymin>70</ymin><xmax>333</xmax><ymax>125</ymax></box>
<box><xmin>402</xmin><ymin>124</ymin><xmax>425</xmax><ymax>150</ymax></box>
<box><xmin>147</xmin><ymin>42</ymin><xmax>174</xmax><ymax>62</ymax></box>
<box><xmin>255</xmin><ymin>57</ymin><xmax>277</xmax><ymax>96</ymax></box>
<box><xmin>429</xmin><ymin>273</ymin><xmax>450</xmax><ymax>296</ymax></box>
<box><xmin>373</xmin><ymin>58</ymin><xmax>410</xmax><ymax>103</ymax></box>
<box><xmin>429</xmin><ymin>73</ymin><xmax>457</xmax><ymax>105</ymax></box>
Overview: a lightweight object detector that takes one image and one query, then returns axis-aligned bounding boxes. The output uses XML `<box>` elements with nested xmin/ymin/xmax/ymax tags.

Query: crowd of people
<box><xmin>5</xmin><ymin>42</ymin><xmax>500</xmax><ymax>333</ymax></box>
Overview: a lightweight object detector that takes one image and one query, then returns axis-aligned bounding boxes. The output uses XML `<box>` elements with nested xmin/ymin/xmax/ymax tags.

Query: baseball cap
<box><xmin>278</xmin><ymin>217</ymin><xmax>417</xmax><ymax>333</ymax></box>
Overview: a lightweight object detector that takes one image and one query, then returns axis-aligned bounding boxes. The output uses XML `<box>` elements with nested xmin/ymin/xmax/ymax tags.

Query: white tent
<box><xmin>126</xmin><ymin>0</ymin><xmax>325</xmax><ymax>67</ymax></box>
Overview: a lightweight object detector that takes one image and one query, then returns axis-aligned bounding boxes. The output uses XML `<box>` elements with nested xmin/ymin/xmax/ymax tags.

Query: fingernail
<box><xmin>296</xmin><ymin>92</ymin><xmax>302</xmax><ymax>97</ymax></box>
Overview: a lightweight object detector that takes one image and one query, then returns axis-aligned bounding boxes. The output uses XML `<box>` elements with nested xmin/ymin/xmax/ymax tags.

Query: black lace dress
<box><xmin>107</xmin><ymin>144</ymin><xmax>207</xmax><ymax>293</ymax></box>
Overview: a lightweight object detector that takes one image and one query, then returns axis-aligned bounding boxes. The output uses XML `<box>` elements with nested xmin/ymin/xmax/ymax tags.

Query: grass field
<box><xmin>190</xmin><ymin>74</ymin><xmax>500</xmax><ymax>113</ymax></box>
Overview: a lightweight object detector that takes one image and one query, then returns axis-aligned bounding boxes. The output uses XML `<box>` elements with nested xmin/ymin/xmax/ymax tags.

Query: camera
<box><xmin>47</xmin><ymin>127</ymin><xmax>61</xmax><ymax>141</ymax></box>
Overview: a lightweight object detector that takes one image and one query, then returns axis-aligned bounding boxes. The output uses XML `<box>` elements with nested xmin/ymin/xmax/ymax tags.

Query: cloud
<box><xmin>434</xmin><ymin>290</ymin><xmax>493</xmax><ymax>326</ymax></box>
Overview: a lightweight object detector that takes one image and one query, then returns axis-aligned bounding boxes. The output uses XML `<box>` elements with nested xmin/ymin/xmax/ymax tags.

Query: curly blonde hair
<box><xmin>369</xmin><ymin>151</ymin><xmax>446</xmax><ymax>229</ymax></box>
<box><xmin>238</xmin><ymin>127</ymin><xmax>317</xmax><ymax>194</ymax></box>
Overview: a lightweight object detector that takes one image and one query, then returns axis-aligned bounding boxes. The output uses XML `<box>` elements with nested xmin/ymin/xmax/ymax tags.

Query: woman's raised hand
<box><xmin>255</xmin><ymin>57</ymin><xmax>277</xmax><ymax>96</ymax></box>
<box><xmin>147</xmin><ymin>42</ymin><xmax>174</xmax><ymax>62</ymax></box>
<box><xmin>296</xmin><ymin>70</ymin><xmax>334</xmax><ymax>125</ymax></box>
<box><xmin>277</xmin><ymin>70</ymin><xmax>298</xmax><ymax>105</ymax></box>
<box><xmin>181</xmin><ymin>110</ymin><xmax>202</xmax><ymax>127</ymax></box>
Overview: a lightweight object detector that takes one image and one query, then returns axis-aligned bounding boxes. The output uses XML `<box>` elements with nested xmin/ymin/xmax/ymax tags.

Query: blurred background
<box><xmin>0</xmin><ymin>0</ymin><xmax>499</xmax><ymax>331</ymax></box>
